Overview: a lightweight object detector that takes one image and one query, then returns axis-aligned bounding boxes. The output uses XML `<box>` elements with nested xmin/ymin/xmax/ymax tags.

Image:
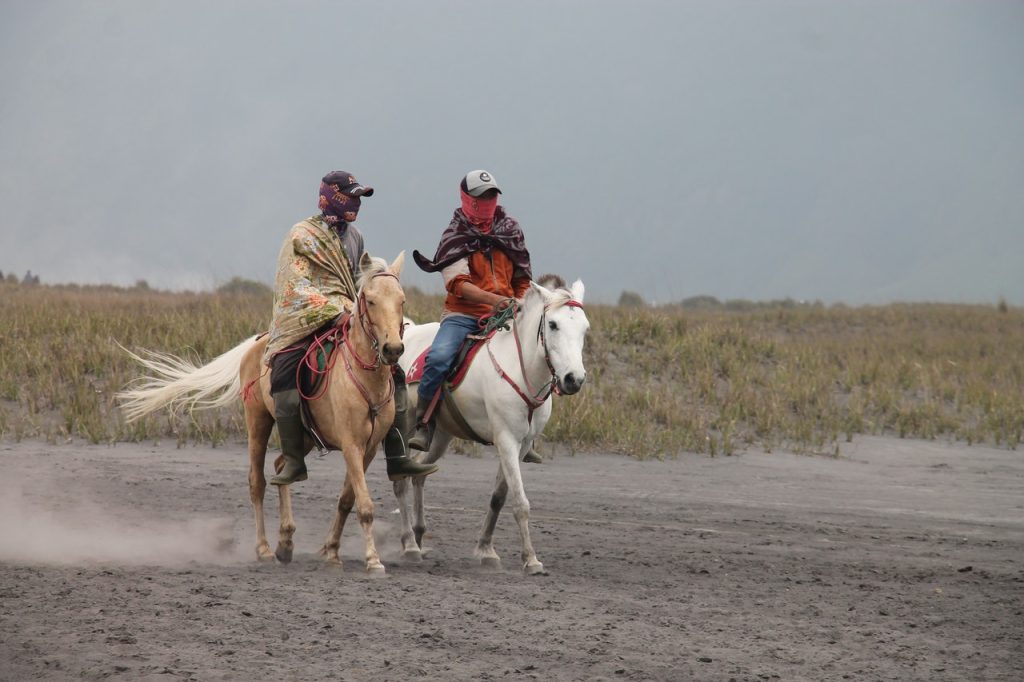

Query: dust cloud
<box><xmin>0</xmin><ymin>483</ymin><xmax>245</xmax><ymax>567</ymax></box>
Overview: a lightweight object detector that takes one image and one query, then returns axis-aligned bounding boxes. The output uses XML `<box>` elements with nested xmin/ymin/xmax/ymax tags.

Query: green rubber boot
<box><xmin>384</xmin><ymin>426</ymin><xmax>439</xmax><ymax>481</ymax></box>
<box><xmin>384</xmin><ymin>379</ymin><xmax>439</xmax><ymax>480</ymax></box>
<box><xmin>270</xmin><ymin>389</ymin><xmax>308</xmax><ymax>486</ymax></box>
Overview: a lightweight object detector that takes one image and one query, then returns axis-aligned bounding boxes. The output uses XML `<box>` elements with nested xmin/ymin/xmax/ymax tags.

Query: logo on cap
<box><xmin>479</xmin><ymin>172</ymin><xmax>492</xmax><ymax>182</ymax></box>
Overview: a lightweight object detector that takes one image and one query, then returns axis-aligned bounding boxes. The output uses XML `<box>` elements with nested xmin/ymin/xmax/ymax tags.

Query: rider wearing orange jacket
<box><xmin>409</xmin><ymin>169</ymin><xmax>532</xmax><ymax>451</ymax></box>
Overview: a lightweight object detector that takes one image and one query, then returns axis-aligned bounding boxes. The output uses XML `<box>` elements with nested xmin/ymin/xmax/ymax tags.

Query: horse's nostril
<box><xmin>561</xmin><ymin>372</ymin><xmax>586</xmax><ymax>393</ymax></box>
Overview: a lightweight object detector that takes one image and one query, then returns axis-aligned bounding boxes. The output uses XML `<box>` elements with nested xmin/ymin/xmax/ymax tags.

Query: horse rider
<box><xmin>409</xmin><ymin>169</ymin><xmax>534</xmax><ymax>453</ymax></box>
<box><xmin>264</xmin><ymin>170</ymin><xmax>440</xmax><ymax>486</ymax></box>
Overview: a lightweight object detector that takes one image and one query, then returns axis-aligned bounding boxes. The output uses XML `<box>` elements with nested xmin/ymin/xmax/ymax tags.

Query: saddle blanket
<box><xmin>405</xmin><ymin>338</ymin><xmax>487</xmax><ymax>390</ymax></box>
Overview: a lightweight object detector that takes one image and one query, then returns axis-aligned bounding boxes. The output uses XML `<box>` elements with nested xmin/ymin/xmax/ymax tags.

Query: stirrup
<box><xmin>408</xmin><ymin>421</ymin><xmax>435</xmax><ymax>452</ymax></box>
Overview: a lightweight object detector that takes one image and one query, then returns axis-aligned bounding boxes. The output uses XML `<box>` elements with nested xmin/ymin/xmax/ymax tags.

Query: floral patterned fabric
<box><xmin>264</xmin><ymin>215</ymin><xmax>361</xmax><ymax>364</ymax></box>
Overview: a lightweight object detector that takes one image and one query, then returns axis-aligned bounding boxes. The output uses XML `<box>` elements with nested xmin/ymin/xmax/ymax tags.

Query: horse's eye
<box><xmin>548</xmin><ymin>321</ymin><xmax>558</xmax><ymax>332</ymax></box>
<box><xmin>367</xmin><ymin>300</ymin><xmax>375</xmax><ymax>306</ymax></box>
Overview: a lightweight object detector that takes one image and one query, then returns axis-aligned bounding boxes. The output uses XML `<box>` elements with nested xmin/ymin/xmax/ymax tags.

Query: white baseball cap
<box><xmin>461</xmin><ymin>169</ymin><xmax>502</xmax><ymax>197</ymax></box>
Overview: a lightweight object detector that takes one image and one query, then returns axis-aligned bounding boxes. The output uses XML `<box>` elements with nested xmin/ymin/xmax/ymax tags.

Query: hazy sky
<box><xmin>2</xmin><ymin>0</ymin><xmax>1022</xmax><ymax>305</ymax></box>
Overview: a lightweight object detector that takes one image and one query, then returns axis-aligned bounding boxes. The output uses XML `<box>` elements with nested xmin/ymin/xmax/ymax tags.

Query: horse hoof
<box><xmin>524</xmin><ymin>562</ymin><xmax>547</xmax><ymax>576</ymax></box>
<box><xmin>274</xmin><ymin>545</ymin><xmax>293</xmax><ymax>564</ymax></box>
<box><xmin>367</xmin><ymin>563</ymin><xmax>387</xmax><ymax>577</ymax></box>
<box><xmin>480</xmin><ymin>556</ymin><xmax>502</xmax><ymax>570</ymax></box>
<box><xmin>403</xmin><ymin>549</ymin><xmax>423</xmax><ymax>563</ymax></box>
<box><xmin>256</xmin><ymin>547</ymin><xmax>275</xmax><ymax>562</ymax></box>
<box><xmin>325</xmin><ymin>557</ymin><xmax>343</xmax><ymax>569</ymax></box>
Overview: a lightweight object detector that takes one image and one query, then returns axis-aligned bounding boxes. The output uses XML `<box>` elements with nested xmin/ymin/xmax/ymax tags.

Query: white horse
<box><xmin>394</xmin><ymin>279</ymin><xmax>590</xmax><ymax>574</ymax></box>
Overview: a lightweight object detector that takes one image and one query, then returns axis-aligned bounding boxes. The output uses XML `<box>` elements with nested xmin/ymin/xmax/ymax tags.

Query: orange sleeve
<box><xmin>512</xmin><ymin>276</ymin><xmax>531</xmax><ymax>299</ymax></box>
<box><xmin>446</xmin><ymin>274</ymin><xmax>472</xmax><ymax>297</ymax></box>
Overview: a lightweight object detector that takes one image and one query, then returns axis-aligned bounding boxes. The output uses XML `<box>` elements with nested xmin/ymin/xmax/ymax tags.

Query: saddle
<box><xmin>405</xmin><ymin>328</ymin><xmax>498</xmax><ymax>446</ymax></box>
<box><xmin>404</xmin><ymin>331</ymin><xmax>490</xmax><ymax>390</ymax></box>
<box><xmin>296</xmin><ymin>317</ymin><xmax>346</xmax><ymax>453</ymax></box>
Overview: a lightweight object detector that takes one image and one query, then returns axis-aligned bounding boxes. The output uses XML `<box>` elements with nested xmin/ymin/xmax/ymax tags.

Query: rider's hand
<box><xmin>493</xmin><ymin>297</ymin><xmax>517</xmax><ymax>314</ymax></box>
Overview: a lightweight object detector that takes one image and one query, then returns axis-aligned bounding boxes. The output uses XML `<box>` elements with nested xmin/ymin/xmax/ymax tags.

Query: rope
<box><xmin>297</xmin><ymin>325</ymin><xmax>343</xmax><ymax>401</ymax></box>
<box><xmin>478</xmin><ymin>303</ymin><xmax>517</xmax><ymax>335</ymax></box>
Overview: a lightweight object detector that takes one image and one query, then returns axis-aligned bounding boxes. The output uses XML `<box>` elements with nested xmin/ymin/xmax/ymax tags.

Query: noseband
<box><xmin>537</xmin><ymin>300</ymin><xmax>584</xmax><ymax>396</ymax></box>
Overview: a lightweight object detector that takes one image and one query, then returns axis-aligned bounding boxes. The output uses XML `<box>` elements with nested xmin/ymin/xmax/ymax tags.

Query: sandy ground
<box><xmin>1</xmin><ymin>436</ymin><xmax>1021</xmax><ymax>681</ymax></box>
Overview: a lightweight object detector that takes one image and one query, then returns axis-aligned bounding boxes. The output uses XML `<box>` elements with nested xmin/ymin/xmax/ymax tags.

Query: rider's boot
<box><xmin>383</xmin><ymin>378</ymin><xmax>439</xmax><ymax>480</ymax></box>
<box><xmin>384</xmin><ymin>427</ymin><xmax>439</xmax><ymax>481</ymax></box>
<box><xmin>408</xmin><ymin>401</ymin><xmax>435</xmax><ymax>452</ymax></box>
<box><xmin>523</xmin><ymin>441</ymin><xmax>543</xmax><ymax>464</ymax></box>
<box><xmin>270</xmin><ymin>389</ymin><xmax>308</xmax><ymax>486</ymax></box>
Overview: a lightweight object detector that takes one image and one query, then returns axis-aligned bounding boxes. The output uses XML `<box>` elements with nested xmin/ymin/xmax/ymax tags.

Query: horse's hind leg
<box><xmin>274</xmin><ymin>483</ymin><xmax>297</xmax><ymax>563</ymax></box>
<box><xmin>474</xmin><ymin>467</ymin><xmax>508</xmax><ymax>569</ymax></box>
<box><xmin>246</xmin><ymin>406</ymin><xmax>275</xmax><ymax>561</ymax></box>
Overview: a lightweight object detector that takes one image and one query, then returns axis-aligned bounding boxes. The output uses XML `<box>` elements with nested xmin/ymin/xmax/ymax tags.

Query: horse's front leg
<box><xmin>494</xmin><ymin>431</ymin><xmax>546</xmax><ymax>575</ymax></box>
<box><xmin>319</xmin><ymin>478</ymin><xmax>354</xmax><ymax>568</ymax></box>
<box><xmin>342</xmin><ymin>438</ymin><xmax>385</xmax><ymax>575</ymax></box>
<box><xmin>392</xmin><ymin>478</ymin><xmax>419</xmax><ymax>561</ymax></box>
<box><xmin>474</xmin><ymin>467</ymin><xmax>508</xmax><ymax>569</ymax></box>
<box><xmin>410</xmin><ymin>430</ymin><xmax>452</xmax><ymax>554</ymax></box>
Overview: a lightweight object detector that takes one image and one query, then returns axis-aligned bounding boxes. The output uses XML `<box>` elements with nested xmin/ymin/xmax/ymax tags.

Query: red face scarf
<box><xmin>460</xmin><ymin>189</ymin><xmax>497</xmax><ymax>231</ymax></box>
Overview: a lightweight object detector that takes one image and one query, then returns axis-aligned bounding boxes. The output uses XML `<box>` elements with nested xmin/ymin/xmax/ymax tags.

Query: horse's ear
<box><xmin>390</xmin><ymin>250</ymin><xmax>405</xmax><ymax>278</ymax></box>
<box><xmin>359</xmin><ymin>252</ymin><xmax>374</xmax><ymax>274</ymax></box>
<box><xmin>529</xmin><ymin>280</ymin><xmax>555</xmax><ymax>304</ymax></box>
<box><xmin>570</xmin><ymin>279</ymin><xmax>585</xmax><ymax>303</ymax></box>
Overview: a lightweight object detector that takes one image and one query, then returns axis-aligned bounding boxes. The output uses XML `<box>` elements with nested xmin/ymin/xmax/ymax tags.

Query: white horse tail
<box><xmin>116</xmin><ymin>336</ymin><xmax>260</xmax><ymax>423</ymax></box>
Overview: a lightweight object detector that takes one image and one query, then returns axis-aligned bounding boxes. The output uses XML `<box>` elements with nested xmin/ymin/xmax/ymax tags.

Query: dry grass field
<box><xmin>1</xmin><ymin>281</ymin><xmax>1022</xmax><ymax>455</ymax></box>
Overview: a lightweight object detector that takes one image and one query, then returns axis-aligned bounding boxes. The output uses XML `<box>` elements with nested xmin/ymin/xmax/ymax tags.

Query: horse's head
<box><xmin>356</xmin><ymin>251</ymin><xmax>407</xmax><ymax>365</ymax></box>
<box><xmin>527</xmin><ymin>278</ymin><xmax>590</xmax><ymax>395</ymax></box>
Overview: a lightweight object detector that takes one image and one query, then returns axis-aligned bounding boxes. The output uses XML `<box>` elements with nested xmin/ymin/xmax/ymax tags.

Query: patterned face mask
<box><xmin>318</xmin><ymin>181</ymin><xmax>361</xmax><ymax>225</ymax></box>
<box><xmin>460</xmin><ymin>189</ymin><xmax>497</xmax><ymax>229</ymax></box>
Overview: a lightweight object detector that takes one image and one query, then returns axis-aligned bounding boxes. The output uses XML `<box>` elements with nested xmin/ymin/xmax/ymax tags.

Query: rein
<box><xmin>485</xmin><ymin>298</ymin><xmax>583</xmax><ymax>423</ymax></box>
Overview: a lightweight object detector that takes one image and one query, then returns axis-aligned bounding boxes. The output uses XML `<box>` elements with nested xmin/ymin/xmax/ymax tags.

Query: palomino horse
<box><xmin>118</xmin><ymin>253</ymin><xmax>407</xmax><ymax>575</ymax></box>
<box><xmin>394</xmin><ymin>279</ymin><xmax>590</xmax><ymax>574</ymax></box>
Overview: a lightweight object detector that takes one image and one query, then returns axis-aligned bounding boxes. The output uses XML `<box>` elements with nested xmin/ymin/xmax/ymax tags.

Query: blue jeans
<box><xmin>417</xmin><ymin>314</ymin><xmax>480</xmax><ymax>402</ymax></box>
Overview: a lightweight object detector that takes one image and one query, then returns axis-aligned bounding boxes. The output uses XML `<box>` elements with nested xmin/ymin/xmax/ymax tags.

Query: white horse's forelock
<box><xmin>532</xmin><ymin>284</ymin><xmax>575</xmax><ymax>311</ymax></box>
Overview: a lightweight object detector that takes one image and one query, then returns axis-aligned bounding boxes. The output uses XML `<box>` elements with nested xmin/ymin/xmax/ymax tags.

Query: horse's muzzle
<box><xmin>381</xmin><ymin>342</ymin><xmax>404</xmax><ymax>365</ymax></box>
<box><xmin>559</xmin><ymin>371</ymin><xmax>585</xmax><ymax>395</ymax></box>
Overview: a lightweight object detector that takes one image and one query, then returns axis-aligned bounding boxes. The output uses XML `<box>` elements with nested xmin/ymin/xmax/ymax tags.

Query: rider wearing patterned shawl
<box><xmin>409</xmin><ymin>169</ymin><xmax>533</xmax><ymax>452</ymax></box>
<box><xmin>265</xmin><ymin>171</ymin><xmax>438</xmax><ymax>486</ymax></box>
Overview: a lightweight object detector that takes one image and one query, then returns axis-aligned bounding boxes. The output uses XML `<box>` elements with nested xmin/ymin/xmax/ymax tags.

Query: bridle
<box><xmin>342</xmin><ymin>271</ymin><xmax>401</xmax><ymax>422</ymax></box>
<box><xmin>348</xmin><ymin>271</ymin><xmax>403</xmax><ymax>370</ymax></box>
<box><xmin>486</xmin><ymin>298</ymin><xmax>584</xmax><ymax>423</ymax></box>
<box><xmin>301</xmin><ymin>270</ymin><xmax>402</xmax><ymax>450</ymax></box>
